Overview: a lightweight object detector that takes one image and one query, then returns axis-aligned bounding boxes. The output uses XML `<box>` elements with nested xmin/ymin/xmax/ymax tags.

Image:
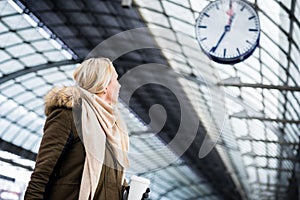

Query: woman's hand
<box><xmin>141</xmin><ymin>188</ymin><xmax>150</xmax><ymax>200</ymax></box>
<box><xmin>122</xmin><ymin>186</ymin><xmax>150</xmax><ymax>200</ymax></box>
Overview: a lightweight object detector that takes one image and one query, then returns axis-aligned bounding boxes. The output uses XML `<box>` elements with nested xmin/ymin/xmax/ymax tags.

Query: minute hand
<box><xmin>210</xmin><ymin>25</ymin><xmax>230</xmax><ymax>53</ymax></box>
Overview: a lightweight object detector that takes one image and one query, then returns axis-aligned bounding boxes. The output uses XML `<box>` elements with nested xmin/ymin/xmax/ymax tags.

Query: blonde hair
<box><xmin>73</xmin><ymin>58</ymin><xmax>114</xmax><ymax>94</ymax></box>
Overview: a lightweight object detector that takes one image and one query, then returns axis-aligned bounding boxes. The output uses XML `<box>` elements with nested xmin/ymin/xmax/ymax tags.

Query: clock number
<box><xmin>198</xmin><ymin>25</ymin><xmax>207</xmax><ymax>28</ymax></box>
<box><xmin>223</xmin><ymin>48</ymin><xmax>227</xmax><ymax>57</ymax></box>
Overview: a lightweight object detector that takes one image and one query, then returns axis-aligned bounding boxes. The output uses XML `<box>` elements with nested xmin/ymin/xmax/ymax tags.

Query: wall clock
<box><xmin>195</xmin><ymin>0</ymin><xmax>260</xmax><ymax>64</ymax></box>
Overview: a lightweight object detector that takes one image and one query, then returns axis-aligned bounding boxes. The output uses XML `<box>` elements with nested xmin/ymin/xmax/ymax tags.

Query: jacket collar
<box><xmin>44</xmin><ymin>86</ymin><xmax>78</xmax><ymax>116</ymax></box>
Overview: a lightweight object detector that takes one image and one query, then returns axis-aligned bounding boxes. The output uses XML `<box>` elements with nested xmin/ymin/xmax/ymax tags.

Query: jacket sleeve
<box><xmin>24</xmin><ymin>108</ymin><xmax>72</xmax><ymax>199</ymax></box>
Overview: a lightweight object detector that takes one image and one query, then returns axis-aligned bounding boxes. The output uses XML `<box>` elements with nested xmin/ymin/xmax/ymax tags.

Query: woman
<box><xmin>25</xmin><ymin>58</ymin><xmax>129</xmax><ymax>199</ymax></box>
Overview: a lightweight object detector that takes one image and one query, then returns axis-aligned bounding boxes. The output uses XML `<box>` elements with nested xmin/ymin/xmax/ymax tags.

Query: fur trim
<box><xmin>44</xmin><ymin>86</ymin><xmax>78</xmax><ymax>116</ymax></box>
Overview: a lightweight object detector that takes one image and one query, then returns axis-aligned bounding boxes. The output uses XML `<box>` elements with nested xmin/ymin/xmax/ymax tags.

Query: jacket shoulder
<box><xmin>44</xmin><ymin>86</ymin><xmax>79</xmax><ymax>116</ymax></box>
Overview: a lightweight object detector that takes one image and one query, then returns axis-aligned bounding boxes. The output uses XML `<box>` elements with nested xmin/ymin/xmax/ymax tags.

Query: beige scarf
<box><xmin>76</xmin><ymin>87</ymin><xmax>129</xmax><ymax>200</ymax></box>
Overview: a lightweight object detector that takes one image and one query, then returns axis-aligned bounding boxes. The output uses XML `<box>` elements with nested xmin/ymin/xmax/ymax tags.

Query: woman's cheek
<box><xmin>113</xmin><ymin>85</ymin><xmax>120</xmax><ymax>102</ymax></box>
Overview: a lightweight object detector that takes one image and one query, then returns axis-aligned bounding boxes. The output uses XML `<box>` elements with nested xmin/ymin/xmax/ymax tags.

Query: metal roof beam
<box><xmin>0</xmin><ymin>156</ymin><xmax>33</xmax><ymax>171</ymax></box>
<box><xmin>160</xmin><ymin>180</ymin><xmax>210</xmax><ymax>199</ymax></box>
<box><xmin>0</xmin><ymin>138</ymin><xmax>36</xmax><ymax>161</ymax></box>
<box><xmin>242</xmin><ymin>153</ymin><xmax>300</xmax><ymax>162</ymax></box>
<box><xmin>221</xmin><ymin>82</ymin><xmax>300</xmax><ymax>92</ymax></box>
<box><xmin>250</xmin><ymin>182</ymin><xmax>289</xmax><ymax>188</ymax></box>
<box><xmin>246</xmin><ymin>165</ymin><xmax>295</xmax><ymax>173</ymax></box>
<box><xmin>230</xmin><ymin>114</ymin><xmax>300</xmax><ymax>124</ymax></box>
<box><xmin>237</xmin><ymin>136</ymin><xmax>298</xmax><ymax>146</ymax></box>
<box><xmin>137</xmin><ymin>162</ymin><xmax>186</xmax><ymax>176</ymax></box>
<box><xmin>0</xmin><ymin>174</ymin><xmax>15</xmax><ymax>182</ymax></box>
<box><xmin>187</xmin><ymin>193</ymin><xmax>219</xmax><ymax>200</ymax></box>
<box><xmin>0</xmin><ymin>59</ymin><xmax>79</xmax><ymax>84</ymax></box>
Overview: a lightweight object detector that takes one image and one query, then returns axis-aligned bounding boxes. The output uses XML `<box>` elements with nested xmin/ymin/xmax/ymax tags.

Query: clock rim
<box><xmin>195</xmin><ymin>0</ymin><xmax>261</xmax><ymax>65</ymax></box>
<box><xmin>207</xmin><ymin>35</ymin><xmax>259</xmax><ymax>64</ymax></box>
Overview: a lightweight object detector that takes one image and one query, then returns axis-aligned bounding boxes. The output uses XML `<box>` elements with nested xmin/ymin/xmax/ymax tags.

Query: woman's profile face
<box><xmin>105</xmin><ymin>69</ymin><xmax>120</xmax><ymax>105</ymax></box>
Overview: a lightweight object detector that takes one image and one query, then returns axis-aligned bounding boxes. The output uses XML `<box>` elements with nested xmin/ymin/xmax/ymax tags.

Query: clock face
<box><xmin>196</xmin><ymin>0</ymin><xmax>260</xmax><ymax>64</ymax></box>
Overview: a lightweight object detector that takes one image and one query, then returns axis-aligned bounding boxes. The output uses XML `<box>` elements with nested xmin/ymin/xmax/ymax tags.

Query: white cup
<box><xmin>127</xmin><ymin>175</ymin><xmax>150</xmax><ymax>200</ymax></box>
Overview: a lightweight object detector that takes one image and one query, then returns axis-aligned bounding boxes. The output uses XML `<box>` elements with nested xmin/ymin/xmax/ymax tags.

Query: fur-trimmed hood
<box><xmin>44</xmin><ymin>86</ymin><xmax>79</xmax><ymax>116</ymax></box>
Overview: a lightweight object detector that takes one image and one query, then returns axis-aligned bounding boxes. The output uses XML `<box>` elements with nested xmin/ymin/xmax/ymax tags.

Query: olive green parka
<box><xmin>24</xmin><ymin>86</ymin><xmax>126</xmax><ymax>200</ymax></box>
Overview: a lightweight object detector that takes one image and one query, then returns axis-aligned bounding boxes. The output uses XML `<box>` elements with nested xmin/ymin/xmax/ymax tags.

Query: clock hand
<box><xmin>226</xmin><ymin>2</ymin><xmax>235</xmax><ymax>31</ymax></box>
<box><xmin>227</xmin><ymin>13</ymin><xmax>235</xmax><ymax>30</ymax></box>
<box><xmin>210</xmin><ymin>25</ymin><xmax>230</xmax><ymax>53</ymax></box>
<box><xmin>211</xmin><ymin>0</ymin><xmax>235</xmax><ymax>53</ymax></box>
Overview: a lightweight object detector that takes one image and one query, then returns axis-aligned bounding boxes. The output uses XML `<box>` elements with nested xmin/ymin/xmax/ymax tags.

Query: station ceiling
<box><xmin>0</xmin><ymin>0</ymin><xmax>299</xmax><ymax>199</ymax></box>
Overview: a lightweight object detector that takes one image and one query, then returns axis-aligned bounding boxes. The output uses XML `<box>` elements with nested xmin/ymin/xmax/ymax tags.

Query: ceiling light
<box><xmin>121</xmin><ymin>0</ymin><xmax>132</xmax><ymax>8</ymax></box>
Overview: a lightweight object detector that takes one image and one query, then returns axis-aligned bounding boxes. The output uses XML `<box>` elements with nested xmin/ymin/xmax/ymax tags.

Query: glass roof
<box><xmin>0</xmin><ymin>0</ymin><xmax>220</xmax><ymax>198</ymax></box>
<box><xmin>134</xmin><ymin>0</ymin><xmax>300</xmax><ymax>199</ymax></box>
<box><xmin>0</xmin><ymin>0</ymin><xmax>299</xmax><ymax>199</ymax></box>
<box><xmin>0</xmin><ymin>0</ymin><xmax>77</xmax><ymax>154</ymax></box>
<box><xmin>120</xmin><ymin>102</ymin><xmax>220</xmax><ymax>199</ymax></box>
